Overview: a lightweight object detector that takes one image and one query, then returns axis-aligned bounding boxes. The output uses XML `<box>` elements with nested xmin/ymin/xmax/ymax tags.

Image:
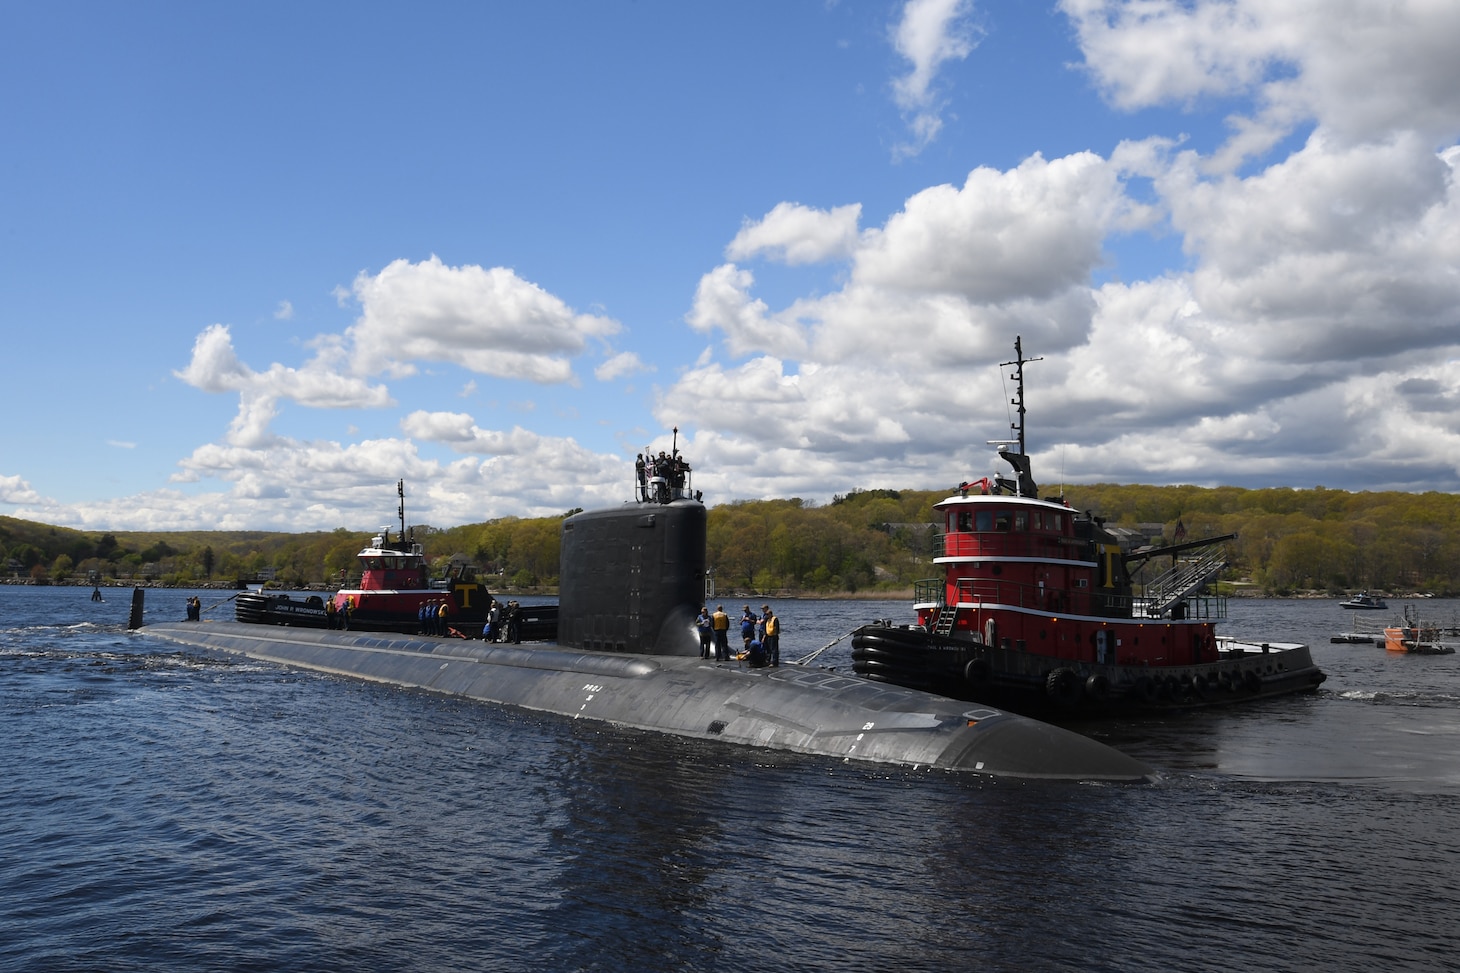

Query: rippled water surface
<box><xmin>4</xmin><ymin>586</ymin><xmax>1459</xmax><ymax>971</ymax></box>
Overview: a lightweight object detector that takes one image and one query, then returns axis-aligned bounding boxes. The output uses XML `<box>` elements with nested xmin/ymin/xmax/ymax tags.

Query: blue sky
<box><xmin>3</xmin><ymin>0</ymin><xmax>1459</xmax><ymax>532</ymax></box>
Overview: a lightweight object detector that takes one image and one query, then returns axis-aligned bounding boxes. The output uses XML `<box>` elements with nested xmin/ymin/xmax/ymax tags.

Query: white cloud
<box><xmin>0</xmin><ymin>474</ymin><xmax>42</xmax><ymax>505</ymax></box>
<box><xmin>174</xmin><ymin>324</ymin><xmax>394</xmax><ymax>448</ymax></box>
<box><xmin>175</xmin><ymin>324</ymin><xmax>392</xmax><ymax>410</ymax></box>
<box><xmin>174</xmin><ymin>256</ymin><xmax>625</xmax><ymax>460</ymax></box>
<box><xmin>1</xmin><ymin>408</ymin><xmax>632</xmax><ymax>530</ymax></box>
<box><xmin>400</xmin><ymin>411</ymin><xmax>542</xmax><ymax>455</ymax></box>
<box><xmin>890</xmin><ymin>0</ymin><xmax>980</xmax><ymax>158</ymax></box>
<box><xmin>594</xmin><ymin>351</ymin><xmax>652</xmax><ymax>381</ymax></box>
<box><xmin>1061</xmin><ymin>0</ymin><xmax>1290</xmax><ymax>110</ymax></box>
<box><xmin>274</xmin><ymin>300</ymin><xmax>294</xmax><ymax>320</ymax></box>
<box><xmin>726</xmin><ymin>202</ymin><xmax>863</xmax><ymax>265</ymax></box>
<box><xmin>174</xmin><ymin>324</ymin><xmax>251</xmax><ymax>393</ymax></box>
<box><xmin>854</xmin><ymin>151</ymin><xmax>1145</xmax><ymax>301</ymax></box>
<box><xmin>31</xmin><ymin>419</ymin><xmax>638</xmax><ymax>531</ymax></box>
<box><xmin>1167</xmin><ymin>132</ymin><xmax>1460</xmax><ymax>365</ymax></box>
<box><xmin>1062</xmin><ymin>0</ymin><xmax>1460</xmax><ymax>150</ymax></box>
<box><xmin>685</xmin><ymin>263</ymin><xmax>811</xmax><ymax>360</ymax></box>
<box><xmin>346</xmin><ymin>255</ymin><xmax>621</xmax><ymax>384</ymax></box>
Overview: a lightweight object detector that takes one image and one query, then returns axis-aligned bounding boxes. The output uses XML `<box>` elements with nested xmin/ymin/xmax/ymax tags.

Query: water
<box><xmin>4</xmin><ymin>586</ymin><xmax>1459</xmax><ymax>972</ymax></box>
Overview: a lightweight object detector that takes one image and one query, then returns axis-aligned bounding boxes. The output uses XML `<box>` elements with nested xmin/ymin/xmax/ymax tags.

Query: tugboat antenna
<box><xmin>999</xmin><ymin>335</ymin><xmax>1042</xmax><ymax>456</ymax></box>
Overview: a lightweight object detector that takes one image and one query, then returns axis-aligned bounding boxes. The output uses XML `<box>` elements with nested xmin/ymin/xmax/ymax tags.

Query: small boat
<box><xmin>235</xmin><ymin>481</ymin><xmax>557</xmax><ymax>641</ymax></box>
<box><xmin>1340</xmin><ymin>592</ymin><xmax>1389</xmax><ymax>610</ymax></box>
<box><xmin>850</xmin><ymin>337</ymin><xmax>1327</xmax><ymax>716</ymax></box>
<box><xmin>1383</xmin><ymin>606</ymin><xmax>1457</xmax><ymax>655</ymax></box>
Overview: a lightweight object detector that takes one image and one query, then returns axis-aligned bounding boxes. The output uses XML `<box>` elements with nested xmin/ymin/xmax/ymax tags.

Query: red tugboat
<box><xmin>235</xmin><ymin>482</ymin><xmax>554</xmax><ymax>639</ymax></box>
<box><xmin>851</xmin><ymin>338</ymin><xmax>1326</xmax><ymax>715</ymax></box>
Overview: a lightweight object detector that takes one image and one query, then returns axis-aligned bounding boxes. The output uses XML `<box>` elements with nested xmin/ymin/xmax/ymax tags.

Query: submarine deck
<box><xmin>140</xmin><ymin>620</ymin><xmax>1153</xmax><ymax>783</ymax></box>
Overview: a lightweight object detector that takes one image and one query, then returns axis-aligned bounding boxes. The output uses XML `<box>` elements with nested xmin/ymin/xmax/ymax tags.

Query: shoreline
<box><xmin>2</xmin><ymin>578</ymin><xmax>918</xmax><ymax>599</ymax></box>
<box><xmin>3</xmin><ymin>578</ymin><xmax>1449</xmax><ymax>601</ymax></box>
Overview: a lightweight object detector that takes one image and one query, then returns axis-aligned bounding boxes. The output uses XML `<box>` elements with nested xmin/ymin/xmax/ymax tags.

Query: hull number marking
<box><xmin>576</xmin><ymin>683</ymin><xmax>604</xmax><ymax>719</ymax></box>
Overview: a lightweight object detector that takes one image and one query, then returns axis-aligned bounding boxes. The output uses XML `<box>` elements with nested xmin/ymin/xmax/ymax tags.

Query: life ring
<box><xmin>964</xmin><ymin>657</ymin><xmax>990</xmax><ymax>684</ymax></box>
<box><xmin>1084</xmin><ymin>673</ymin><xmax>1110</xmax><ymax>700</ymax></box>
<box><xmin>1045</xmin><ymin>667</ymin><xmax>1082</xmax><ymax>706</ymax></box>
<box><xmin>1190</xmin><ymin>674</ymin><xmax>1209</xmax><ymax>699</ymax></box>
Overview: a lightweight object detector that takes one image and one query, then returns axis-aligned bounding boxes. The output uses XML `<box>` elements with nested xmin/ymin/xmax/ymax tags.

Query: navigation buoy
<box><xmin>127</xmin><ymin>587</ymin><xmax>145</xmax><ymax>630</ymax></box>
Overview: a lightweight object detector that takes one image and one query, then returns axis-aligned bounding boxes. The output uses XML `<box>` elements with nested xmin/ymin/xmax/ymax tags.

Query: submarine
<box><xmin>135</xmin><ymin>444</ymin><xmax>1153</xmax><ymax>782</ymax></box>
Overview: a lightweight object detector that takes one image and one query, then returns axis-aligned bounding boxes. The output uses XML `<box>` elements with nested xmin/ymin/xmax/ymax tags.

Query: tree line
<box><xmin>5</xmin><ymin>482</ymin><xmax>1459</xmax><ymax>595</ymax></box>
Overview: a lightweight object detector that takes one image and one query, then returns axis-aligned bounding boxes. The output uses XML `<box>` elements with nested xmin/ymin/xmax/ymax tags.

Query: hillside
<box><xmin>5</xmin><ymin>481</ymin><xmax>1459</xmax><ymax>595</ymax></box>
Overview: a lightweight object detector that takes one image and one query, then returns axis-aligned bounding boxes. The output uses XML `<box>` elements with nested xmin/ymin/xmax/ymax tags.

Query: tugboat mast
<box><xmin>397</xmin><ymin>479</ymin><xmax>408</xmax><ymax>544</ymax></box>
<box><xmin>988</xmin><ymin>336</ymin><xmax>1043</xmax><ymax>498</ymax></box>
<box><xmin>1000</xmin><ymin>335</ymin><xmax>1042</xmax><ymax>456</ymax></box>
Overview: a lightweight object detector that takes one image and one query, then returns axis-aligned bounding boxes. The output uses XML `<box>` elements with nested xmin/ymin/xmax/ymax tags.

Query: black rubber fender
<box><xmin>1045</xmin><ymin>667</ymin><xmax>1082</xmax><ymax>706</ymax></box>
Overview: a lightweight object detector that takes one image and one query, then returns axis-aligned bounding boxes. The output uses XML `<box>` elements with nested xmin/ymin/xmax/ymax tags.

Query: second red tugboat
<box><xmin>851</xmin><ymin>338</ymin><xmax>1326</xmax><ymax>715</ymax></box>
<box><xmin>235</xmin><ymin>481</ymin><xmax>555</xmax><ymax>640</ymax></box>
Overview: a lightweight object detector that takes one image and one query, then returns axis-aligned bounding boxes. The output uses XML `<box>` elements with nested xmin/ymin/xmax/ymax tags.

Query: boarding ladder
<box><xmin>933</xmin><ymin>604</ymin><xmax>959</xmax><ymax>636</ymax></box>
<box><xmin>1137</xmin><ymin>547</ymin><xmax>1227</xmax><ymax>618</ymax></box>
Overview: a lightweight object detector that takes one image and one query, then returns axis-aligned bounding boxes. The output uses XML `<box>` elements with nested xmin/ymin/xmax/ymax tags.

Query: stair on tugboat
<box><xmin>932</xmin><ymin>604</ymin><xmax>959</xmax><ymax>637</ymax></box>
<box><xmin>1138</xmin><ymin>547</ymin><xmax>1227</xmax><ymax>617</ymax></box>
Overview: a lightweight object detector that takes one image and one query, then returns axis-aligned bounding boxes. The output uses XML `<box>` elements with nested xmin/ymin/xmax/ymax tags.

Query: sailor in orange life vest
<box><xmin>711</xmin><ymin>605</ymin><xmax>730</xmax><ymax>661</ymax></box>
<box><xmin>761</xmin><ymin>605</ymin><xmax>780</xmax><ymax>667</ymax></box>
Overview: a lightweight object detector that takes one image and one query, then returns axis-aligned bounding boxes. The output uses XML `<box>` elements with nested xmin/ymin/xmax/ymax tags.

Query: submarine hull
<box><xmin>141</xmin><ymin>620</ymin><xmax>1153</xmax><ymax>782</ymax></box>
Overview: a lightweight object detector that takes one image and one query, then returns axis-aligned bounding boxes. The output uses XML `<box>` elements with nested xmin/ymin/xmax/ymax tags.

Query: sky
<box><xmin>3</xmin><ymin>0</ymin><xmax>1459</xmax><ymax>533</ymax></box>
